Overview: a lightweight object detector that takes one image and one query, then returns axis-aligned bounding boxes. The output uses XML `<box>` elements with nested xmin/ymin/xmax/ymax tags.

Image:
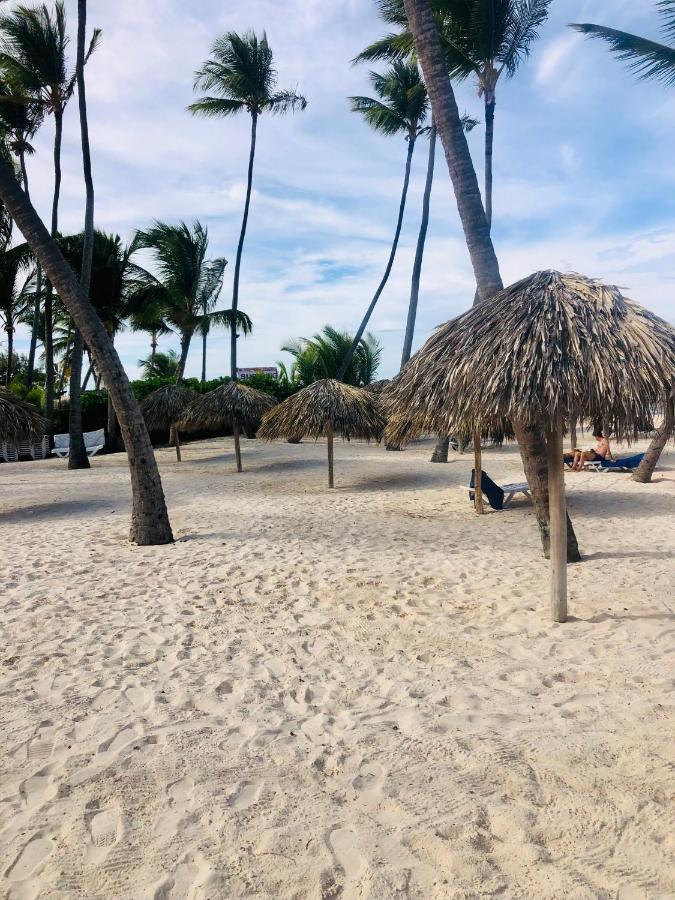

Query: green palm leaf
<box><xmin>571</xmin><ymin>22</ymin><xmax>675</xmax><ymax>86</ymax></box>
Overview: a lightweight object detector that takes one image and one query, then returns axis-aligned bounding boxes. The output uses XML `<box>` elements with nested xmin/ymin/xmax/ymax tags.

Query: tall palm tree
<box><xmin>0</xmin><ymin>1</ymin><xmax>100</xmax><ymax>429</ymax></box>
<box><xmin>358</xmin><ymin>0</ymin><xmax>552</xmax><ymax>230</ymax></box>
<box><xmin>337</xmin><ymin>60</ymin><xmax>428</xmax><ymax>379</ymax></box>
<box><xmin>133</xmin><ymin>220</ymin><xmax>249</xmax><ymax>383</ymax></box>
<box><xmin>0</xmin><ymin>81</ymin><xmax>43</xmax><ymax>387</ymax></box>
<box><xmin>188</xmin><ymin>30</ymin><xmax>307</xmax><ymax>380</ymax></box>
<box><xmin>138</xmin><ymin>348</ymin><xmax>179</xmax><ymax>380</ymax></box>
<box><xmin>572</xmin><ymin>2</ymin><xmax>675</xmax><ymax>482</ymax></box>
<box><xmin>282</xmin><ymin>326</ymin><xmax>382</xmax><ymax>387</ymax></box>
<box><xmin>571</xmin><ymin>2</ymin><xmax>675</xmax><ymax>87</ymax></box>
<box><xmin>402</xmin><ymin>0</ymin><xmax>580</xmax><ymax>561</ymax></box>
<box><xmin>0</xmin><ymin>157</ymin><xmax>173</xmax><ymax>544</ymax></box>
<box><xmin>68</xmin><ymin>0</ymin><xmax>97</xmax><ymax>469</ymax></box>
<box><xmin>0</xmin><ymin>239</ymin><xmax>32</xmax><ymax>385</ymax></box>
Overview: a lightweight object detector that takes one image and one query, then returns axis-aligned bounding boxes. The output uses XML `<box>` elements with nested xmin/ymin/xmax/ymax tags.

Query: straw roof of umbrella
<box><xmin>257</xmin><ymin>378</ymin><xmax>386</xmax><ymax>442</ymax></box>
<box><xmin>0</xmin><ymin>388</ymin><xmax>45</xmax><ymax>441</ymax></box>
<box><xmin>384</xmin><ymin>271</ymin><xmax>675</xmax><ymax>444</ymax></box>
<box><xmin>177</xmin><ymin>380</ymin><xmax>277</xmax><ymax>433</ymax></box>
<box><xmin>141</xmin><ymin>385</ymin><xmax>199</xmax><ymax>432</ymax></box>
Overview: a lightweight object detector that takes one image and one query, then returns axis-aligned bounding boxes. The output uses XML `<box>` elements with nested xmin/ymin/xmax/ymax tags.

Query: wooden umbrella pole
<box><xmin>473</xmin><ymin>430</ymin><xmax>484</xmax><ymax>514</ymax></box>
<box><xmin>326</xmin><ymin>421</ymin><xmax>334</xmax><ymax>488</ymax></box>
<box><xmin>233</xmin><ymin>422</ymin><xmax>242</xmax><ymax>472</ymax></box>
<box><xmin>546</xmin><ymin>414</ymin><xmax>567</xmax><ymax>623</ymax></box>
<box><xmin>172</xmin><ymin>424</ymin><xmax>182</xmax><ymax>463</ymax></box>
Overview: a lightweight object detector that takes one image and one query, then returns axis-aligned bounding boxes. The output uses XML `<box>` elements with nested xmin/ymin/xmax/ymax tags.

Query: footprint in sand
<box><xmin>97</xmin><ymin>723</ymin><xmax>143</xmax><ymax>755</ymax></box>
<box><xmin>352</xmin><ymin>761</ymin><xmax>386</xmax><ymax>797</ymax></box>
<box><xmin>228</xmin><ymin>779</ymin><xmax>263</xmax><ymax>810</ymax></box>
<box><xmin>5</xmin><ymin>833</ymin><xmax>53</xmax><ymax>881</ymax></box>
<box><xmin>84</xmin><ymin>801</ymin><xmax>123</xmax><ymax>864</ymax></box>
<box><xmin>26</xmin><ymin>722</ymin><xmax>55</xmax><ymax>764</ymax></box>
<box><xmin>153</xmin><ymin>851</ymin><xmax>212</xmax><ymax>900</ymax></box>
<box><xmin>19</xmin><ymin>764</ymin><xmax>59</xmax><ymax>808</ymax></box>
<box><xmin>328</xmin><ymin>827</ymin><xmax>366</xmax><ymax>881</ymax></box>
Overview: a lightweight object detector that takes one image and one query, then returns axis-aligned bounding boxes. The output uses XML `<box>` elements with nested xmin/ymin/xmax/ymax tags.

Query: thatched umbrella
<box><xmin>0</xmin><ymin>388</ymin><xmax>45</xmax><ymax>442</ymax></box>
<box><xmin>257</xmin><ymin>378</ymin><xmax>386</xmax><ymax>488</ymax></box>
<box><xmin>140</xmin><ymin>385</ymin><xmax>198</xmax><ymax>462</ymax></box>
<box><xmin>384</xmin><ymin>271</ymin><xmax>675</xmax><ymax>622</ymax></box>
<box><xmin>177</xmin><ymin>380</ymin><xmax>276</xmax><ymax>472</ymax></box>
<box><xmin>364</xmin><ymin>378</ymin><xmax>391</xmax><ymax>395</ymax></box>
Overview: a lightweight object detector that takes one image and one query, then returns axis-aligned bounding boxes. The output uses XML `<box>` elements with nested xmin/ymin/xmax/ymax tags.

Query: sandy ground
<box><xmin>0</xmin><ymin>435</ymin><xmax>673</xmax><ymax>900</ymax></box>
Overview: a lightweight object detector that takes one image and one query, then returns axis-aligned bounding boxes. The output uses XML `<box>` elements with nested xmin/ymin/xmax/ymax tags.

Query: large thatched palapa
<box><xmin>385</xmin><ymin>270</ymin><xmax>675</xmax><ymax>622</ymax></box>
<box><xmin>177</xmin><ymin>380</ymin><xmax>276</xmax><ymax>472</ymax></box>
<box><xmin>258</xmin><ymin>378</ymin><xmax>386</xmax><ymax>487</ymax></box>
<box><xmin>141</xmin><ymin>384</ymin><xmax>199</xmax><ymax>461</ymax></box>
<box><xmin>0</xmin><ymin>388</ymin><xmax>45</xmax><ymax>442</ymax></box>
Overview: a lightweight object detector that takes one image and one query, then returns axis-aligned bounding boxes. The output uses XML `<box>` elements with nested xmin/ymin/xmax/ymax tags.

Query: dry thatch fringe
<box><xmin>141</xmin><ymin>385</ymin><xmax>199</xmax><ymax>432</ymax></box>
<box><xmin>177</xmin><ymin>380</ymin><xmax>277</xmax><ymax>434</ymax></box>
<box><xmin>384</xmin><ymin>270</ymin><xmax>675</xmax><ymax>445</ymax></box>
<box><xmin>0</xmin><ymin>388</ymin><xmax>45</xmax><ymax>441</ymax></box>
<box><xmin>257</xmin><ymin>378</ymin><xmax>387</xmax><ymax>442</ymax></box>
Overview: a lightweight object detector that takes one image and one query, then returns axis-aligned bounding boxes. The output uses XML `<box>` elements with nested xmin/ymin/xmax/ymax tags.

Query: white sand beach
<box><xmin>1</xmin><ymin>437</ymin><xmax>673</xmax><ymax>899</ymax></box>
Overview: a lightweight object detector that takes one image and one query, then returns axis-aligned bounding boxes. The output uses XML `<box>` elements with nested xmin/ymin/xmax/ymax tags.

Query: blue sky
<box><xmin>8</xmin><ymin>0</ymin><xmax>675</xmax><ymax>380</ymax></box>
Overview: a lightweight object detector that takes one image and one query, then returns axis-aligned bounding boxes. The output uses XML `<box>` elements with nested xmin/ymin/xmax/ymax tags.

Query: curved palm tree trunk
<box><xmin>401</xmin><ymin>123</ymin><xmax>436</xmax><ymax>369</ymax></box>
<box><xmin>44</xmin><ymin>108</ymin><xmax>64</xmax><ymax>432</ymax></box>
<box><xmin>338</xmin><ymin>136</ymin><xmax>416</xmax><ymax>380</ymax></box>
<box><xmin>484</xmin><ymin>98</ymin><xmax>495</xmax><ymax>230</ymax></box>
<box><xmin>632</xmin><ymin>395</ymin><xmax>673</xmax><ymax>483</ymax></box>
<box><xmin>402</xmin><ymin>0</ymin><xmax>501</xmax><ymax>300</ymax></box>
<box><xmin>231</xmin><ymin>112</ymin><xmax>258</xmax><ymax>381</ymax></box>
<box><xmin>175</xmin><ymin>332</ymin><xmax>192</xmax><ymax>383</ymax></box>
<box><xmin>430</xmin><ymin>435</ymin><xmax>450</xmax><ymax>462</ymax></box>
<box><xmin>69</xmin><ymin>0</ymin><xmax>93</xmax><ymax>470</ymax></box>
<box><xmin>404</xmin><ymin>0</ymin><xmax>580</xmax><ymax>562</ymax></box>
<box><xmin>5</xmin><ymin>322</ymin><xmax>13</xmax><ymax>385</ymax></box>
<box><xmin>81</xmin><ymin>354</ymin><xmax>93</xmax><ymax>389</ymax></box>
<box><xmin>0</xmin><ymin>157</ymin><xmax>173</xmax><ymax>544</ymax></box>
<box><xmin>19</xmin><ymin>148</ymin><xmax>41</xmax><ymax>390</ymax></box>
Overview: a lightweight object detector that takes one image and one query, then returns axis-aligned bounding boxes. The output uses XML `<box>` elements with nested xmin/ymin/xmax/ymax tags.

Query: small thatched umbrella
<box><xmin>0</xmin><ymin>388</ymin><xmax>45</xmax><ymax>443</ymax></box>
<box><xmin>141</xmin><ymin>385</ymin><xmax>199</xmax><ymax>462</ymax></box>
<box><xmin>384</xmin><ymin>271</ymin><xmax>675</xmax><ymax>622</ymax></box>
<box><xmin>177</xmin><ymin>381</ymin><xmax>276</xmax><ymax>472</ymax></box>
<box><xmin>257</xmin><ymin>378</ymin><xmax>386</xmax><ymax>488</ymax></box>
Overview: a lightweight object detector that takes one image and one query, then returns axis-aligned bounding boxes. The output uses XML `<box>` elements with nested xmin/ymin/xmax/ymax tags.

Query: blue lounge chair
<box><xmin>468</xmin><ymin>469</ymin><xmax>530</xmax><ymax>511</ymax></box>
<box><xmin>585</xmin><ymin>452</ymin><xmax>645</xmax><ymax>473</ymax></box>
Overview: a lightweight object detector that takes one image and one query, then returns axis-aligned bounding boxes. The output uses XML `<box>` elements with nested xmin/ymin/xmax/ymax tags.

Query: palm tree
<box><xmin>402</xmin><ymin>0</ymin><xmax>580</xmax><ymax>561</ymax></box>
<box><xmin>571</xmin><ymin>2</ymin><xmax>675</xmax><ymax>482</ymax></box>
<box><xmin>133</xmin><ymin>220</ymin><xmax>249</xmax><ymax>383</ymax></box>
<box><xmin>68</xmin><ymin>0</ymin><xmax>97</xmax><ymax>469</ymax></box>
<box><xmin>282</xmin><ymin>326</ymin><xmax>382</xmax><ymax>388</ymax></box>
<box><xmin>189</xmin><ymin>30</ymin><xmax>307</xmax><ymax>380</ymax></box>
<box><xmin>0</xmin><ymin>1</ymin><xmax>100</xmax><ymax>429</ymax></box>
<box><xmin>138</xmin><ymin>348</ymin><xmax>179</xmax><ymax>380</ymax></box>
<box><xmin>571</xmin><ymin>2</ymin><xmax>675</xmax><ymax>87</ymax></box>
<box><xmin>358</xmin><ymin>0</ymin><xmax>552</xmax><ymax>230</ymax></box>
<box><xmin>0</xmin><ymin>239</ymin><xmax>32</xmax><ymax>385</ymax></box>
<box><xmin>0</xmin><ymin>81</ymin><xmax>43</xmax><ymax>387</ymax></box>
<box><xmin>0</xmin><ymin>156</ymin><xmax>173</xmax><ymax>544</ymax></box>
<box><xmin>337</xmin><ymin>60</ymin><xmax>428</xmax><ymax>379</ymax></box>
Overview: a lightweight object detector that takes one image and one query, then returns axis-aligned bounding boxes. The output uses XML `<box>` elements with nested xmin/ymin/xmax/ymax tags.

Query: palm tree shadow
<box><xmin>583</xmin><ymin>549</ymin><xmax>672</xmax><ymax>561</ymax></box>
<box><xmin>343</xmin><ymin>469</ymin><xmax>457</xmax><ymax>492</ymax></box>
<box><xmin>0</xmin><ymin>497</ymin><xmax>118</xmax><ymax>524</ymax></box>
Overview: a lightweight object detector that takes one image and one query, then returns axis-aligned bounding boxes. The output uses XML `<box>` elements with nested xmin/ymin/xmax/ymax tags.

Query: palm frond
<box><xmin>187</xmin><ymin>96</ymin><xmax>246</xmax><ymax>118</ymax></box>
<box><xmin>499</xmin><ymin>0</ymin><xmax>553</xmax><ymax>76</ymax></box>
<box><xmin>0</xmin><ymin>385</ymin><xmax>44</xmax><ymax>439</ymax></box>
<box><xmin>353</xmin><ymin>31</ymin><xmax>415</xmax><ymax>64</ymax></box>
<box><xmin>265</xmin><ymin>88</ymin><xmax>307</xmax><ymax>114</ymax></box>
<box><xmin>571</xmin><ymin>22</ymin><xmax>675</xmax><ymax>85</ymax></box>
<box><xmin>658</xmin><ymin>0</ymin><xmax>675</xmax><ymax>43</ymax></box>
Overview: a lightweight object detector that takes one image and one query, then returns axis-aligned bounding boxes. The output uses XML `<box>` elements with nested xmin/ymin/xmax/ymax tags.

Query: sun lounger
<box><xmin>1</xmin><ymin>441</ymin><xmax>18</xmax><ymax>462</ymax></box>
<box><xmin>17</xmin><ymin>436</ymin><xmax>49</xmax><ymax>460</ymax></box>
<box><xmin>585</xmin><ymin>452</ymin><xmax>645</xmax><ymax>472</ymax></box>
<box><xmin>467</xmin><ymin>469</ymin><xmax>531</xmax><ymax>511</ymax></box>
<box><xmin>52</xmin><ymin>428</ymin><xmax>105</xmax><ymax>458</ymax></box>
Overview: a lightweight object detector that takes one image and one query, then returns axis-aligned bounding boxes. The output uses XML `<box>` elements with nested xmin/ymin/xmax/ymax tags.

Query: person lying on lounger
<box><xmin>564</xmin><ymin>430</ymin><xmax>615</xmax><ymax>471</ymax></box>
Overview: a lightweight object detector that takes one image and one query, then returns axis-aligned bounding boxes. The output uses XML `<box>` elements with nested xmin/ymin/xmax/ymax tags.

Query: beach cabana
<box><xmin>258</xmin><ymin>378</ymin><xmax>386</xmax><ymax>488</ymax></box>
<box><xmin>384</xmin><ymin>270</ymin><xmax>675</xmax><ymax>622</ymax></box>
<box><xmin>177</xmin><ymin>381</ymin><xmax>276</xmax><ymax>472</ymax></box>
<box><xmin>141</xmin><ymin>384</ymin><xmax>199</xmax><ymax>461</ymax></box>
<box><xmin>0</xmin><ymin>388</ymin><xmax>45</xmax><ymax>444</ymax></box>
